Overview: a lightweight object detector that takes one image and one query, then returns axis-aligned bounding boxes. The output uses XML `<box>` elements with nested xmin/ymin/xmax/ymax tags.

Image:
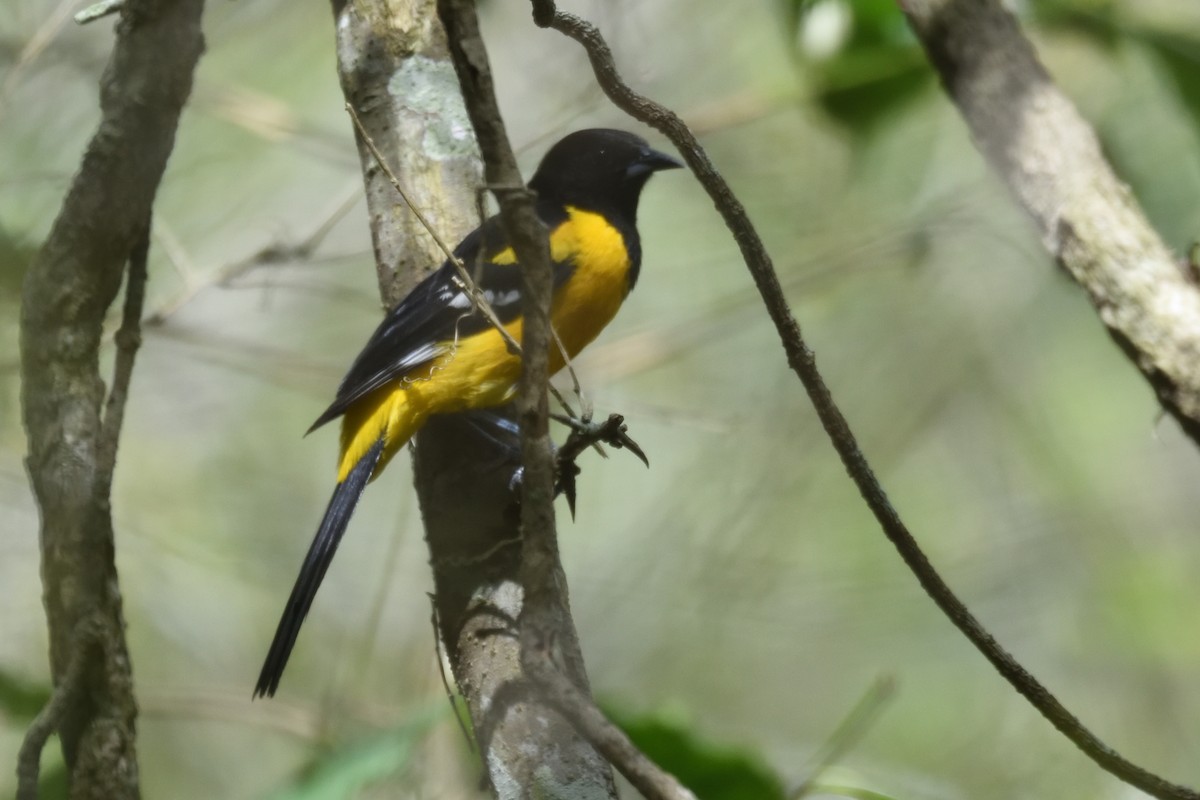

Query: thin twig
<box><xmin>531</xmin><ymin>4</ymin><xmax>1200</xmax><ymax>800</ymax></box>
<box><xmin>145</xmin><ymin>184</ymin><xmax>361</xmax><ymax>326</ymax></box>
<box><xmin>347</xmin><ymin>102</ymin><xmax>470</xmax><ymax>267</ymax></box>
<box><xmin>428</xmin><ymin>595</ymin><xmax>476</xmax><ymax>753</ymax></box>
<box><xmin>550</xmin><ymin>324</ymin><xmax>585</xmax><ymax>412</ymax></box>
<box><xmin>0</xmin><ymin>0</ymin><xmax>75</xmax><ymax>120</ymax></box>
<box><xmin>438</xmin><ymin>0</ymin><xmax>650</xmax><ymax>797</ymax></box>
<box><xmin>346</xmin><ymin>102</ymin><xmax>522</xmax><ymax>356</ymax></box>
<box><xmin>16</xmin><ymin>620</ymin><xmax>98</xmax><ymax>800</ymax></box>
<box><xmin>96</xmin><ymin>219</ymin><xmax>150</xmax><ymax>490</ymax></box>
<box><xmin>470</xmin><ymin>184</ymin><xmax>590</xmax><ymax>412</ymax></box>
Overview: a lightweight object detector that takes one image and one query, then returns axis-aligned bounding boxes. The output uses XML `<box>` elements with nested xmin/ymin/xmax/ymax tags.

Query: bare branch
<box><xmin>439</xmin><ymin>2</ymin><xmax>699</xmax><ymax>798</ymax></box>
<box><xmin>145</xmin><ymin>185</ymin><xmax>360</xmax><ymax>326</ymax></box>
<box><xmin>901</xmin><ymin>0</ymin><xmax>1200</xmax><ymax>448</ymax></box>
<box><xmin>530</xmin><ymin>3</ymin><xmax>1200</xmax><ymax>799</ymax></box>
<box><xmin>436</xmin><ymin>0</ymin><xmax>561</xmax><ymax>677</ymax></box>
<box><xmin>329</xmin><ymin>0</ymin><xmax>610</xmax><ymax>795</ymax></box>
<box><xmin>18</xmin><ymin>1</ymin><xmax>205</xmax><ymax>796</ymax></box>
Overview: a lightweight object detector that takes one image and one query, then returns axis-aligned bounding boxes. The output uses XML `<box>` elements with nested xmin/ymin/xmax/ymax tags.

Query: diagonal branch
<box><xmin>901</xmin><ymin>0</ymin><xmax>1200</xmax><ymax>448</ymax></box>
<box><xmin>329</xmin><ymin>0</ymin><xmax>614</xmax><ymax>796</ymax></box>
<box><xmin>530</xmin><ymin>3</ymin><xmax>1200</xmax><ymax>799</ymax></box>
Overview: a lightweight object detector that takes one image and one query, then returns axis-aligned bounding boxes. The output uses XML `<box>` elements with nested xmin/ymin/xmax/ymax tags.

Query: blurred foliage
<box><xmin>265</xmin><ymin>704</ymin><xmax>443</xmax><ymax>800</ymax></box>
<box><xmin>1140</xmin><ymin>34</ymin><xmax>1200</xmax><ymax>143</ymax></box>
<box><xmin>784</xmin><ymin>0</ymin><xmax>930</xmax><ymax>131</ymax></box>
<box><xmin>3</xmin><ymin>0</ymin><xmax>1200</xmax><ymax>798</ymax></box>
<box><xmin>608</xmin><ymin>705</ymin><xmax>788</xmax><ymax>800</ymax></box>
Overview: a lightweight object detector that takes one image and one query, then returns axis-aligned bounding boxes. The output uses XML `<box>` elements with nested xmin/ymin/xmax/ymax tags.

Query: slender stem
<box><xmin>531</xmin><ymin>4</ymin><xmax>1200</xmax><ymax>799</ymax></box>
<box><xmin>96</xmin><ymin>219</ymin><xmax>149</xmax><ymax>492</ymax></box>
<box><xmin>438</xmin><ymin>0</ymin><xmax>624</xmax><ymax>797</ymax></box>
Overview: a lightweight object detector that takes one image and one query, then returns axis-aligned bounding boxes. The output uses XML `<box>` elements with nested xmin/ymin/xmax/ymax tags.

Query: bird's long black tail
<box><xmin>254</xmin><ymin>437</ymin><xmax>384</xmax><ymax>698</ymax></box>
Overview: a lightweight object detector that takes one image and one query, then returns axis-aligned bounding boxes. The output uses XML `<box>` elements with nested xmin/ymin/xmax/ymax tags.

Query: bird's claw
<box><xmin>511</xmin><ymin>413</ymin><xmax>649</xmax><ymax>520</ymax></box>
<box><xmin>555</xmin><ymin>413</ymin><xmax>649</xmax><ymax>468</ymax></box>
<box><xmin>555</xmin><ymin>462</ymin><xmax>581</xmax><ymax>519</ymax></box>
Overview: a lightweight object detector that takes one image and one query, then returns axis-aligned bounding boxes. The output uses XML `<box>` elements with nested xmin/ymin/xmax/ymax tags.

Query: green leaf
<box><xmin>604</xmin><ymin>705</ymin><xmax>787</xmax><ymax>800</ymax></box>
<box><xmin>264</xmin><ymin>703</ymin><xmax>446</xmax><ymax>800</ymax></box>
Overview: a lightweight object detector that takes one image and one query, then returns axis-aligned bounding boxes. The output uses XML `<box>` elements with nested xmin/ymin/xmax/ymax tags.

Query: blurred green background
<box><xmin>3</xmin><ymin>0</ymin><xmax>1200</xmax><ymax>797</ymax></box>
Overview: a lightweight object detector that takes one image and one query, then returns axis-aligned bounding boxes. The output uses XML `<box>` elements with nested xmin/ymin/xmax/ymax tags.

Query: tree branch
<box><xmin>901</xmin><ymin>0</ymin><xmax>1200</xmax><ymax>448</ymax></box>
<box><xmin>18</xmin><ymin>1</ymin><xmax>204</xmax><ymax>797</ymax></box>
<box><xmin>329</xmin><ymin>1</ymin><xmax>614</xmax><ymax>795</ymax></box>
<box><xmin>530</xmin><ymin>3</ymin><xmax>1200</xmax><ymax>799</ymax></box>
<box><xmin>332</xmin><ymin>0</ymin><xmax>480</xmax><ymax>308</ymax></box>
<box><xmin>436</xmin><ymin>1</ymin><xmax>625</xmax><ymax>797</ymax></box>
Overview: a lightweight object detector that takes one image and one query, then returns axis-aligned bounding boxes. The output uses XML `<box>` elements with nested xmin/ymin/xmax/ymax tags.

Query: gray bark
<box><xmin>331</xmin><ymin>1</ymin><xmax>614</xmax><ymax>795</ymax></box>
<box><xmin>902</xmin><ymin>0</ymin><xmax>1200</xmax><ymax>446</ymax></box>
<box><xmin>18</xmin><ymin>1</ymin><xmax>206</xmax><ymax>797</ymax></box>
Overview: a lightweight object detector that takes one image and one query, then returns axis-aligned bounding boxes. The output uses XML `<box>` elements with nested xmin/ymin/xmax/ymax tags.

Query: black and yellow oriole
<box><xmin>254</xmin><ymin>128</ymin><xmax>680</xmax><ymax>697</ymax></box>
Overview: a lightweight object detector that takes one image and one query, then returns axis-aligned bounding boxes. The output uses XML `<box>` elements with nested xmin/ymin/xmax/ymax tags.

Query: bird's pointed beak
<box><xmin>626</xmin><ymin>147</ymin><xmax>684</xmax><ymax>179</ymax></box>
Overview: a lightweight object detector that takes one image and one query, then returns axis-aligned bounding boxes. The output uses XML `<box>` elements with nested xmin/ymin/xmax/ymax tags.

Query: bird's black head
<box><xmin>528</xmin><ymin>128</ymin><xmax>682</xmax><ymax>222</ymax></box>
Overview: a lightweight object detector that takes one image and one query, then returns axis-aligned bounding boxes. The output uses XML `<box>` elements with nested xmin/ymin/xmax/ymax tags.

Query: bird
<box><xmin>254</xmin><ymin>128</ymin><xmax>682</xmax><ymax>697</ymax></box>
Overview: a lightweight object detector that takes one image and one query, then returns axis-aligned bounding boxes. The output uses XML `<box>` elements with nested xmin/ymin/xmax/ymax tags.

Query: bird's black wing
<box><xmin>308</xmin><ymin>205</ymin><xmax>572</xmax><ymax>432</ymax></box>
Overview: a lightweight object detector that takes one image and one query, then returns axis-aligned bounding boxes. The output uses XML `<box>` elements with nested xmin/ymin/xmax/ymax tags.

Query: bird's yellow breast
<box><xmin>546</xmin><ymin>206</ymin><xmax>632</xmax><ymax>363</ymax></box>
<box><xmin>442</xmin><ymin>205</ymin><xmax>631</xmax><ymax>381</ymax></box>
<box><xmin>337</xmin><ymin>206</ymin><xmax>632</xmax><ymax>480</ymax></box>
